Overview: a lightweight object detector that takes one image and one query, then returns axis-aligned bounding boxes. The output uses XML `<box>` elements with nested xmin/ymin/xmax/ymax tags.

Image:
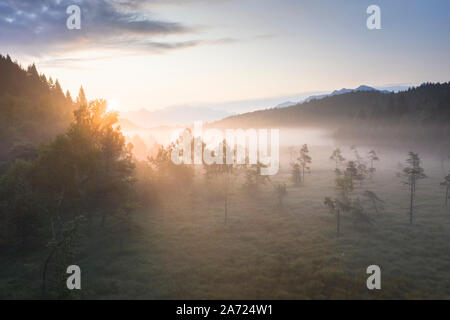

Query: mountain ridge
<box><xmin>212</xmin><ymin>82</ymin><xmax>450</xmax><ymax>130</ymax></box>
<box><xmin>276</xmin><ymin>85</ymin><xmax>397</xmax><ymax>108</ymax></box>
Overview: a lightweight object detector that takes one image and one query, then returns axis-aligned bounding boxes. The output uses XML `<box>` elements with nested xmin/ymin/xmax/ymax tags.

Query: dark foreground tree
<box><xmin>42</xmin><ymin>216</ymin><xmax>85</xmax><ymax>298</ymax></box>
<box><xmin>33</xmin><ymin>99</ymin><xmax>136</xmax><ymax>228</ymax></box>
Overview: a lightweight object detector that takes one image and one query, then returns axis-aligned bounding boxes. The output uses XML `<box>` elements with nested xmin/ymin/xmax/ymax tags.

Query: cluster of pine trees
<box><xmin>0</xmin><ymin>57</ymin><xmax>137</xmax><ymax>296</ymax></box>
<box><xmin>0</xmin><ymin>55</ymin><xmax>77</xmax><ymax>169</ymax></box>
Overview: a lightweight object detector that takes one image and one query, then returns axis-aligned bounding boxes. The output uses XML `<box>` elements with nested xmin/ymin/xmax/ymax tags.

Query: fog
<box><xmin>123</xmin><ymin>126</ymin><xmax>450</xmax><ymax>178</ymax></box>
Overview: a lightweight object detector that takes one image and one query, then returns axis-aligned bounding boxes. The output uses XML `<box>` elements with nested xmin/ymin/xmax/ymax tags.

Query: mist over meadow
<box><xmin>0</xmin><ymin>0</ymin><xmax>449</xmax><ymax>300</ymax></box>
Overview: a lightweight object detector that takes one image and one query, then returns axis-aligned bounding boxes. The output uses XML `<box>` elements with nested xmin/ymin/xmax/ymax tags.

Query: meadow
<box><xmin>2</xmin><ymin>143</ymin><xmax>449</xmax><ymax>300</ymax></box>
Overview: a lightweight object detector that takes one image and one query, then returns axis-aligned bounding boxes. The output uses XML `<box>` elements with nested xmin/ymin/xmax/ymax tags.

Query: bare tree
<box><xmin>399</xmin><ymin>152</ymin><xmax>426</xmax><ymax>224</ymax></box>
<box><xmin>440</xmin><ymin>172</ymin><xmax>450</xmax><ymax>207</ymax></box>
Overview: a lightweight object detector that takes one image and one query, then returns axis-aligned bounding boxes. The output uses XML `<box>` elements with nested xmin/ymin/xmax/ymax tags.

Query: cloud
<box><xmin>0</xmin><ymin>0</ymin><xmax>233</xmax><ymax>57</ymax></box>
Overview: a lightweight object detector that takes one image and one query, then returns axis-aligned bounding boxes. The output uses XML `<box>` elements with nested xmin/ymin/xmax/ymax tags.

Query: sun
<box><xmin>107</xmin><ymin>99</ymin><xmax>121</xmax><ymax>113</ymax></box>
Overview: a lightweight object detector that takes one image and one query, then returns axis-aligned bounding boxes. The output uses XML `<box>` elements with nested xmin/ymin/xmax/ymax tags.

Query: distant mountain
<box><xmin>122</xmin><ymin>105</ymin><xmax>234</xmax><ymax>128</ymax></box>
<box><xmin>123</xmin><ymin>84</ymin><xmax>414</xmax><ymax>128</ymax></box>
<box><xmin>212</xmin><ymin>82</ymin><xmax>450</xmax><ymax>130</ymax></box>
<box><xmin>275</xmin><ymin>101</ymin><xmax>297</xmax><ymax>108</ymax></box>
<box><xmin>276</xmin><ymin>85</ymin><xmax>396</xmax><ymax>108</ymax></box>
<box><xmin>117</xmin><ymin>118</ymin><xmax>142</xmax><ymax>131</ymax></box>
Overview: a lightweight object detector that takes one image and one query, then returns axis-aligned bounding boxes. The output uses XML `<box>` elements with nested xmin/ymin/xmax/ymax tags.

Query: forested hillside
<box><xmin>0</xmin><ymin>57</ymin><xmax>140</xmax><ymax>298</ymax></box>
<box><xmin>213</xmin><ymin>82</ymin><xmax>450</xmax><ymax>130</ymax></box>
<box><xmin>0</xmin><ymin>55</ymin><xmax>76</xmax><ymax>169</ymax></box>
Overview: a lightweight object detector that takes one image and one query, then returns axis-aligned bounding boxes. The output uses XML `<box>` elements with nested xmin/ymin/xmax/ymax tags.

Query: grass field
<box><xmin>1</xmin><ymin>145</ymin><xmax>450</xmax><ymax>299</ymax></box>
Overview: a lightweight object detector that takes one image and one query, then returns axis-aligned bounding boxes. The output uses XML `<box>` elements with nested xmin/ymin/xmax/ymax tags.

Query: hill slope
<box><xmin>0</xmin><ymin>55</ymin><xmax>76</xmax><ymax>166</ymax></box>
<box><xmin>213</xmin><ymin>82</ymin><xmax>450</xmax><ymax>130</ymax></box>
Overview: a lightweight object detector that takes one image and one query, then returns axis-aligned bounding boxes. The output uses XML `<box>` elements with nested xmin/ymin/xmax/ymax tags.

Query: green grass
<box><xmin>1</xmin><ymin>163</ymin><xmax>450</xmax><ymax>299</ymax></box>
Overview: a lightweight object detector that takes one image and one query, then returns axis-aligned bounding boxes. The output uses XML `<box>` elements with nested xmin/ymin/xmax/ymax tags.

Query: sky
<box><xmin>1</xmin><ymin>0</ymin><xmax>449</xmax><ymax>112</ymax></box>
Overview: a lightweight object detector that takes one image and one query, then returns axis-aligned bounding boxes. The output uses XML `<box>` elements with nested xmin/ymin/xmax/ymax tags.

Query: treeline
<box><xmin>0</xmin><ymin>55</ymin><xmax>76</xmax><ymax>170</ymax></box>
<box><xmin>213</xmin><ymin>82</ymin><xmax>450</xmax><ymax>130</ymax></box>
<box><xmin>0</xmin><ymin>96</ymin><xmax>138</xmax><ymax>295</ymax></box>
<box><xmin>0</xmin><ymin>58</ymin><xmax>259</xmax><ymax>297</ymax></box>
<box><xmin>0</xmin><ymin>58</ymin><xmax>138</xmax><ymax>296</ymax></box>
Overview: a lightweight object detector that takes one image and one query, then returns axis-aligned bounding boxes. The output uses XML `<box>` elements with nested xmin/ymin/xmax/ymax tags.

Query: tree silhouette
<box><xmin>330</xmin><ymin>148</ymin><xmax>345</xmax><ymax>170</ymax></box>
<box><xmin>399</xmin><ymin>152</ymin><xmax>426</xmax><ymax>224</ymax></box>
<box><xmin>440</xmin><ymin>172</ymin><xmax>450</xmax><ymax>207</ymax></box>
<box><xmin>324</xmin><ymin>197</ymin><xmax>341</xmax><ymax>237</ymax></box>
<box><xmin>324</xmin><ymin>172</ymin><xmax>355</xmax><ymax>237</ymax></box>
<box><xmin>275</xmin><ymin>183</ymin><xmax>288</xmax><ymax>207</ymax></box>
<box><xmin>299</xmin><ymin>144</ymin><xmax>312</xmax><ymax>183</ymax></box>
<box><xmin>363</xmin><ymin>190</ymin><xmax>385</xmax><ymax>215</ymax></box>
<box><xmin>350</xmin><ymin>146</ymin><xmax>368</xmax><ymax>186</ymax></box>
<box><xmin>289</xmin><ymin>147</ymin><xmax>301</xmax><ymax>186</ymax></box>
<box><xmin>290</xmin><ymin>161</ymin><xmax>302</xmax><ymax>186</ymax></box>
<box><xmin>76</xmin><ymin>86</ymin><xmax>87</xmax><ymax>106</ymax></box>
<box><xmin>367</xmin><ymin>150</ymin><xmax>380</xmax><ymax>173</ymax></box>
<box><xmin>244</xmin><ymin>162</ymin><xmax>269</xmax><ymax>192</ymax></box>
<box><xmin>344</xmin><ymin>161</ymin><xmax>358</xmax><ymax>185</ymax></box>
<box><xmin>203</xmin><ymin>140</ymin><xmax>239</xmax><ymax>224</ymax></box>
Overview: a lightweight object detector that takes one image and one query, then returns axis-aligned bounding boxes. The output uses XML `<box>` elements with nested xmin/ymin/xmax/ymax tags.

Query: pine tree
<box><xmin>330</xmin><ymin>148</ymin><xmax>345</xmax><ymax>170</ymax></box>
<box><xmin>399</xmin><ymin>152</ymin><xmax>426</xmax><ymax>224</ymax></box>
<box><xmin>76</xmin><ymin>86</ymin><xmax>87</xmax><ymax>106</ymax></box>
<box><xmin>299</xmin><ymin>144</ymin><xmax>312</xmax><ymax>183</ymax></box>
